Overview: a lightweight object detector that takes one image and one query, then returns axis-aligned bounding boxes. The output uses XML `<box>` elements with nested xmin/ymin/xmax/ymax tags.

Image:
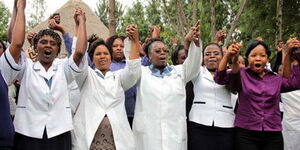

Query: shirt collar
<box><xmin>94</xmin><ymin>69</ymin><xmax>112</xmax><ymax>79</ymax></box>
<box><xmin>149</xmin><ymin>64</ymin><xmax>173</xmax><ymax>77</ymax></box>
<box><xmin>245</xmin><ymin>67</ymin><xmax>276</xmax><ymax>77</ymax></box>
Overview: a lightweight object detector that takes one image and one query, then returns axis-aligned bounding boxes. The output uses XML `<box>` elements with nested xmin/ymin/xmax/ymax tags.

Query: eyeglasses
<box><xmin>39</xmin><ymin>40</ymin><xmax>58</xmax><ymax>46</ymax></box>
<box><xmin>204</xmin><ymin>51</ymin><xmax>221</xmax><ymax>56</ymax></box>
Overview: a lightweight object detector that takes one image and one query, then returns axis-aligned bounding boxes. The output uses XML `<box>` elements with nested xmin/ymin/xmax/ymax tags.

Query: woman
<box><xmin>133</xmin><ymin>22</ymin><xmax>201</xmax><ymax>150</ymax></box>
<box><xmin>1</xmin><ymin>6</ymin><xmax>86</xmax><ymax>150</ymax></box>
<box><xmin>70</xmin><ymin>25</ymin><xmax>141</xmax><ymax>150</ymax></box>
<box><xmin>0</xmin><ymin>39</ymin><xmax>14</xmax><ymax>150</ymax></box>
<box><xmin>214</xmin><ymin>40</ymin><xmax>300</xmax><ymax>150</ymax></box>
<box><xmin>188</xmin><ymin>43</ymin><xmax>235</xmax><ymax>150</ymax></box>
<box><xmin>106</xmin><ymin>35</ymin><xmax>136</xmax><ymax>127</ymax></box>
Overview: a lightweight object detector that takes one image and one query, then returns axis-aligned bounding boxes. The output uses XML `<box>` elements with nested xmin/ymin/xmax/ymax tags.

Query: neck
<box><xmin>40</xmin><ymin>61</ymin><xmax>53</xmax><ymax>72</ymax></box>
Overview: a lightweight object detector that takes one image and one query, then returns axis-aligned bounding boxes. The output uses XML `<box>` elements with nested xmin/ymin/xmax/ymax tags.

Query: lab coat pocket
<box><xmin>133</xmin><ymin>113</ymin><xmax>146</xmax><ymax>133</ymax></box>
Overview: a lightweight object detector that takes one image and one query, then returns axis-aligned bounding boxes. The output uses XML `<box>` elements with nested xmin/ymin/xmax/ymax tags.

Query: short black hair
<box><xmin>33</xmin><ymin>29</ymin><xmax>62</xmax><ymax>53</ymax></box>
<box><xmin>106</xmin><ymin>35</ymin><xmax>126</xmax><ymax>48</ymax></box>
<box><xmin>171</xmin><ymin>45</ymin><xmax>184</xmax><ymax>65</ymax></box>
<box><xmin>88</xmin><ymin>38</ymin><xmax>112</xmax><ymax>62</ymax></box>
<box><xmin>0</xmin><ymin>40</ymin><xmax>7</xmax><ymax>52</ymax></box>
<box><xmin>143</xmin><ymin>38</ymin><xmax>164</xmax><ymax>57</ymax></box>
<box><xmin>245</xmin><ymin>40</ymin><xmax>271</xmax><ymax>58</ymax></box>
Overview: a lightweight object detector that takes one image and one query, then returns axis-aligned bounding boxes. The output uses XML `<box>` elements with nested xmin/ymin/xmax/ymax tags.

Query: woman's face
<box><xmin>93</xmin><ymin>45</ymin><xmax>111</xmax><ymax>75</ymax></box>
<box><xmin>176</xmin><ymin>49</ymin><xmax>186</xmax><ymax>65</ymax></box>
<box><xmin>247</xmin><ymin>45</ymin><xmax>269</xmax><ymax>76</ymax></box>
<box><xmin>112</xmin><ymin>38</ymin><xmax>124</xmax><ymax>62</ymax></box>
<box><xmin>238</xmin><ymin>55</ymin><xmax>245</xmax><ymax>68</ymax></box>
<box><xmin>36</xmin><ymin>35</ymin><xmax>59</xmax><ymax>65</ymax></box>
<box><xmin>203</xmin><ymin>44</ymin><xmax>222</xmax><ymax>71</ymax></box>
<box><xmin>149</xmin><ymin>41</ymin><xmax>169</xmax><ymax>70</ymax></box>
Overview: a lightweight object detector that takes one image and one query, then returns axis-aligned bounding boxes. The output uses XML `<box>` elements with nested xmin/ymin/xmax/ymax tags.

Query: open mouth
<box><xmin>44</xmin><ymin>49</ymin><xmax>52</xmax><ymax>56</ymax></box>
<box><xmin>100</xmin><ymin>60</ymin><xmax>107</xmax><ymax>65</ymax></box>
<box><xmin>254</xmin><ymin>64</ymin><xmax>262</xmax><ymax>68</ymax></box>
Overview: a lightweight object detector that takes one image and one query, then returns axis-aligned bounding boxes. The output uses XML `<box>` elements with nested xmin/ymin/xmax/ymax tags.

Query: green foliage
<box><xmin>0</xmin><ymin>1</ymin><xmax>11</xmax><ymax>41</ymax></box>
<box><xmin>95</xmin><ymin>0</ymin><xmax>124</xmax><ymax>30</ymax></box>
<box><xmin>28</xmin><ymin>0</ymin><xmax>47</xmax><ymax>29</ymax></box>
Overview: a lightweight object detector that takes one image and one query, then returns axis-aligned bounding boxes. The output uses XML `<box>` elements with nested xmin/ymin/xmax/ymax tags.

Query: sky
<box><xmin>1</xmin><ymin>0</ymin><xmax>135</xmax><ymax>17</ymax></box>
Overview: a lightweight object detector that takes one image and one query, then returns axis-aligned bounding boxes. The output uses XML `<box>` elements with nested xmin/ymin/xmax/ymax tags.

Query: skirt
<box><xmin>13</xmin><ymin>130</ymin><xmax>71</xmax><ymax>150</ymax></box>
<box><xmin>90</xmin><ymin>116</ymin><xmax>116</xmax><ymax>150</ymax></box>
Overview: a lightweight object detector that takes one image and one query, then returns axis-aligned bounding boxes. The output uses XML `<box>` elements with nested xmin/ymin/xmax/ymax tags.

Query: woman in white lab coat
<box><xmin>133</xmin><ymin>22</ymin><xmax>202</xmax><ymax>150</ymax></box>
<box><xmin>1</xmin><ymin>5</ymin><xmax>86</xmax><ymax>150</ymax></box>
<box><xmin>70</xmin><ymin>25</ymin><xmax>141</xmax><ymax>150</ymax></box>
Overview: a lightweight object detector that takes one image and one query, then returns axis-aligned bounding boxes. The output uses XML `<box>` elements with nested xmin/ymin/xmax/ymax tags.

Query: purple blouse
<box><xmin>214</xmin><ymin>65</ymin><xmax>300</xmax><ymax>131</ymax></box>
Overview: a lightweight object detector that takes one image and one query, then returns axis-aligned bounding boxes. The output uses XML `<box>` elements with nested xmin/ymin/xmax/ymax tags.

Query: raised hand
<box><xmin>74</xmin><ymin>7</ymin><xmax>86</xmax><ymax>25</ymax></box>
<box><xmin>126</xmin><ymin>24</ymin><xmax>139</xmax><ymax>42</ymax></box>
<box><xmin>285</xmin><ymin>37</ymin><xmax>300</xmax><ymax>55</ymax></box>
<box><xmin>26</xmin><ymin>32</ymin><xmax>36</xmax><ymax>46</ymax></box>
<box><xmin>17</xmin><ymin>0</ymin><xmax>26</xmax><ymax>9</ymax></box>
<box><xmin>214</xmin><ymin>30</ymin><xmax>226</xmax><ymax>44</ymax></box>
<box><xmin>227</xmin><ymin>41</ymin><xmax>242</xmax><ymax>63</ymax></box>
<box><xmin>150</xmin><ymin>25</ymin><xmax>160</xmax><ymax>39</ymax></box>
<box><xmin>184</xmin><ymin>21</ymin><xmax>201</xmax><ymax>47</ymax></box>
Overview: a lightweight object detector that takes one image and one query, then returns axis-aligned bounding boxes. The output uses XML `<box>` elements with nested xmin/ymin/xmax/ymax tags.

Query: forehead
<box><xmin>151</xmin><ymin>41</ymin><xmax>166</xmax><ymax>49</ymax></box>
<box><xmin>250</xmin><ymin>45</ymin><xmax>267</xmax><ymax>54</ymax></box>
<box><xmin>113</xmin><ymin>38</ymin><xmax>124</xmax><ymax>44</ymax></box>
<box><xmin>39</xmin><ymin>35</ymin><xmax>56</xmax><ymax>41</ymax></box>
<box><xmin>95</xmin><ymin>44</ymin><xmax>109</xmax><ymax>52</ymax></box>
<box><xmin>204</xmin><ymin>44</ymin><xmax>221</xmax><ymax>53</ymax></box>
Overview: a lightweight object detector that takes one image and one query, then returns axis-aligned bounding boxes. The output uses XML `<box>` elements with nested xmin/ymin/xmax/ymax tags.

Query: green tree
<box><xmin>95</xmin><ymin>0</ymin><xmax>124</xmax><ymax>30</ymax></box>
<box><xmin>27</xmin><ymin>0</ymin><xmax>47</xmax><ymax>29</ymax></box>
<box><xmin>118</xmin><ymin>1</ymin><xmax>150</xmax><ymax>42</ymax></box>
<box><xmin>0</xmin><ymin>1</ymin><xmax>11</xmax><ymax>41</ymax></box>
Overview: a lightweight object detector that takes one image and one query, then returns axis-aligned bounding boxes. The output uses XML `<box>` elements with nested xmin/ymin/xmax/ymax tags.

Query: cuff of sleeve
<box><xmin>71</xmin><ymin>37</ymin><xmax>78</xmax><ymax>52</ymax></box>
<box><xmin>124</xmin><ymin>38</ymin><xmax>131</xmax><ymax>60</ymax></box>
<box><xmin>4</xmin><ymin>49</ymin><xmax>25</xmax><ymax>71</ymax></box>
<box><xmin>126</xmin><ymin>58</ymin><xmax>141</xmax><ymax>69</ymax></box>
<box><xmin>68</xmin><ymin>53</ymin><xmax>87</xmax><ymax>73</ymax></box>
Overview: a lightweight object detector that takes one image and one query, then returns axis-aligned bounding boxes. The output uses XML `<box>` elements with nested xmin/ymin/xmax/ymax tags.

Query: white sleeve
<box><xmin>0</xmin><ymin>48</ymin><xmax>26</xmax><ymax>85</ymax></box>
<box><xmin>64</xmin><ymin>36</ymin><xmax>88</xmax><ymax>88</ymax></box>
<box><xmin>182</xmin><ymin>40</ymin><xmax>203</xmax><ymax>83</ymax></box>
<box><xmin>123</xmin><ymin>38</ymin><xmax>131</xmax><ymax>60</ymax></box>
<box><xmin>119</xmin><ymin>58</ymin><xmax>141</xmax><ymax>91</ymax></box>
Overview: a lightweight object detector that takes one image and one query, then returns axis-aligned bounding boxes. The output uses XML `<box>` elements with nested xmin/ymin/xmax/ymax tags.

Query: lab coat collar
<box><xmin>33</xmin><ymin>61</ymin><xmax>58</xmax><ymax>80</ymax></box>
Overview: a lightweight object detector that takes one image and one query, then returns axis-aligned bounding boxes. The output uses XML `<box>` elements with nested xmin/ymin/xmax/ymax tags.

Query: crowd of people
<box><xmin>1</xmin><ymin>1</ymin><xmax>300</xmax><ymax>150</ymax></box>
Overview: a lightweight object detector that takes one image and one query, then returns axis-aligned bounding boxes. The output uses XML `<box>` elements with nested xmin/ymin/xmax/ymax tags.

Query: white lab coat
<box><xmin>0</xmin><ymin>50</ymin><xmax>73</xmax><ymax>139</ymax></box>
<box><xmin>281</xmin><ymin>90</ymin><xmax>300</xmax><ymax>150</ymax></box>
<box><xmin>133</xmin><ymin>42</ymin><xmax>202</xmax><ymax>150</ymax></box>
<box><xmin>69</xmin><ymin>52</ymin><xmax>141</xmax><ymax>150</ymax></box>
<box><xmin>189</xmin><ymin>66</ymin><xmax>235</xmax><ymax>128</ymax></box>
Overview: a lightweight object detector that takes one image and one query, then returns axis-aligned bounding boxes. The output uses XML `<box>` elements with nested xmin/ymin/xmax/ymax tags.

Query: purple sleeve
<box><xmin>63</xmin><ymin>33</ymin><xmax>73</xmax><ymax>55</ymax></box>
<box><xmin>281</xmin><ymin>65</ymin><xmax>300</xmax><ymax>92</ymax></box>
<box><xmin>214</xmin><ymin>69</ymin><xmax>231</xmax><ymax>85</ymax></box>
<box><xmin>141</xmin><ymin>56</ymin><xmax>151</xmax><ymax>66</ymax></box>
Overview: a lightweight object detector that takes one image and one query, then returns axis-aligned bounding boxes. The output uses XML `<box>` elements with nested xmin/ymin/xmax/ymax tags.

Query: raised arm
<box><xmin>218</xmin><ymin>41</ymin><xmax>242</xmax><ymax>73</ymax></box>
<box><xmin>7</xmin><ymin>0</ymin><xmax>18</xmax><ymax>43</ymax></box>
<box><xmin>120</xmin><ymin>25</ymin><xmax>142</xmax><ymax>90</ymax></box>
<box><xmin>9</xmin><ymin>0</ymin><xmax>26</xmax><ymax>63</ymax></box>
<box><xmin>282</xmin><ymin>38</ymin><xmax>300</xmax><ymax>78</ymax></box>
<box><xmin>72</xmin><ymin>7</ymin><xmax>87</xmax><ymax>66</ymax></box>
<box><xmin>182</xmin><ymin>21</ymin><xmax>202</xmax><ymax>83</ymax></box>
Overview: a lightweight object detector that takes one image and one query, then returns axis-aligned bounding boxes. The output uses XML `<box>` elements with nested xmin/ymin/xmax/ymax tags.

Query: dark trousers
<box><xmin>188</xmin><ymin>122</ymin><xmax>235</xmax><ymax>150</ymax></box>
<box><xmin>235</xmin><ymin>127</ymin><xmax>283</xmax><ymax>150</ymax></box>
<box><xmin>128</xmin><ymin>117</ymin><xmax>134</xmax><ymax>128</ymax></box>
<box><xmin>13</xmin><ymin>130</ymin><xmax>71</xmax><ymax>150</ymax></box>
<box><xmin>0</xmin><ymin>147</ymin><xmax>12</xmax><ymax>150</ymax></box>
